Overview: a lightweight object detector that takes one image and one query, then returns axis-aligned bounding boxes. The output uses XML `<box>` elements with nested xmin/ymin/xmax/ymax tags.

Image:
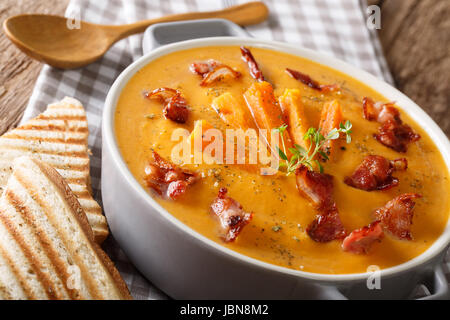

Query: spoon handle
<box><xmin>104</xmin><ymin>1</ymin><xmax>268</xmax><ymax>41</ymax></box>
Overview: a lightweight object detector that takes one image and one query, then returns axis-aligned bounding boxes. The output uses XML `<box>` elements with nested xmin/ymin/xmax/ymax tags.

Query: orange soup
<box><xmin>114</xmin><ymin>46</ymin><xmax>450</xmax><ymax>274</ymax></box>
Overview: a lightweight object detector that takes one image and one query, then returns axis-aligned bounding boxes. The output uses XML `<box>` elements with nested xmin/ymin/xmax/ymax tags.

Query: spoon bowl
<box><xmin>3</xmin><ymin>1</ymin><xmax>269</xmax><ymax>69</ymax></box>
<box><xmin>4</xmin><ymin>14</ymin><xmax>113</xmax><ymax>68</ymax></box>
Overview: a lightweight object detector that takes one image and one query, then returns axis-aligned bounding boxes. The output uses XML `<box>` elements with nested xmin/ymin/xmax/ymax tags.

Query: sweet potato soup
<box><xmin>114</xmin><ymin>46</ymin><xmax>450</xmax><ymax>274</ymax></box>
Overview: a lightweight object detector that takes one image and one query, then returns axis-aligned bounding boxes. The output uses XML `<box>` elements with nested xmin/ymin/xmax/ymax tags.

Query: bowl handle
<box><xmin>142</xmin><ymin>18</ymin><xmax>251</xmax><ymax>54</ymax></box>
<box><xmin>418</xmin><ymin>265</ymin><xmax>449</xmax><ymax>300</ymax></box>
<box><xmin>315</xmin><ymin>264</ymin><xmax>450</xmax><ymax>300</ymax></box>
<box><xmin>315</xmin><ymin>286</ymin><xmax>348</xmax><ymax>300</ymax></box>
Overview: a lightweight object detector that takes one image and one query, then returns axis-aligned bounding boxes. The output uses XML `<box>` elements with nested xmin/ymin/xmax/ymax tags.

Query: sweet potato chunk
<box><xmin>188</xmin><ymin>119</ymin><xmax>215</xmax><ymax>152</ymax></box>
<box><xmin>278</xmin><ymin>89</ymin><xmax>310</xmax><ymax>151</ymax></box>
<box><xmin>211</xmin><ymin>92</ymin><xmax>251</xmax><ymax>129</ymax></box>
<box><xmin>244</xmin><ymin>81</ymin><xmax>293</xmax><ymax>152</ymax></box>
<box><xmin>319</xmin><ymin>100</ymin><xmax>343</xmax><ymax>159</ymax></box>
<box><xmin>188</xmin><ymin>119</ymin><xmax>226</xmax><ymax>165</ymax></box>
<box><xmin>244</xmin><ymin>81</ymin><xmax>282</xmax><ymax>129</ymax></box>
<box><xmin>188</xmin><ymin>117</ymin><xmax>260</xmax><ymax>171</ymax></box>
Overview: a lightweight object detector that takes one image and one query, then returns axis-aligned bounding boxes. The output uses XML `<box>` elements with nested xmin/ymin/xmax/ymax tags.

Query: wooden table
<box><xmin>0</xmin><ymin>0</ymin><xmax>449</xmax><ymax>136</ymax></box>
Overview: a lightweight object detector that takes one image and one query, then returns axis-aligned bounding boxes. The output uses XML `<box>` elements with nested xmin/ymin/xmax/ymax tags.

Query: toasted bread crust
<box><xmin>0</xmin><ymin>97</ymin><xmax>108</xmax><ymax>243</ymax></box>
<box><xmin>32</xmin><ymin>158</ymin><xmax>132</xmax><ymax>300</ymax></box>
<box><xmin>0</xmin><ymin>208</ymin><xmax>60</xmax><ymax>299</ymax></box>
<box><xmin>4</xmin><ymin>189</ymin><xmax>78</xmax><ymax>299</ymax></box>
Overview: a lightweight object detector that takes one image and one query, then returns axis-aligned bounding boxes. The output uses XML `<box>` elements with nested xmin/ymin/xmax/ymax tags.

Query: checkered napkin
<box><xmin>21</xmin><ymin>0</ymin><xmax>447</xmax><ymax>299</ymax></box>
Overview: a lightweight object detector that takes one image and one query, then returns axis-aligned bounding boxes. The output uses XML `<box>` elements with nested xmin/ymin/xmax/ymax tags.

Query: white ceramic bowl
<box><xmin>102</xmin><ymin>37</ymin><xmax>450</xmax><ymax>299</ymax></box>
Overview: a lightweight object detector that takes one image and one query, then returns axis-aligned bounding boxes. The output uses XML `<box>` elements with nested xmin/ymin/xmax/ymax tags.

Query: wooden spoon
<box><xmin>3</xmin><ymin>1</ymin><xmax>268</xmax><ymax>69</ymax></box>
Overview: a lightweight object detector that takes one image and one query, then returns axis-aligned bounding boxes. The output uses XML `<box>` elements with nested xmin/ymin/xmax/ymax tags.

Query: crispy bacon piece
<box><xmin>296</xmin><ymin>165</ymin><xmax>347</xmax><ymax>242</ymax></box>
<box><xmin>145</xmin><ymin>87</ymin><xmax>178</xmax><ymax>103</ymax></box>
<box><xmin>189</xmin><ymin>59</ymin><xmax>221</xmax><ymax>77</ymax></box>
<box><xmin>145</xmin><ymin>87</ymin><xmax>189</xmax><ymax>123</ymax></box>
<box><xmin>144</xmin><ymin>151</ymin><xmax>197</xmax><ymax>200</ymax></box>
<box><xmin>362</xmin><ymin>97</ymin><xmax>400</xmax><ymax>123</ymax></box>
<box><xmin>319</xmin><ymin>84</ymin><xmax>340</xmax><ymax>93</ymax></box>
<box><xmin>307</xmin><ymin>204</ymin><xmax>347</xmax><ymax>243</ymax></box>
<box><xmin>286</xmin><ymin>68</ymin><xmax>339</xmax><ymax>92</ymax></box>
<box><xmin>163</xmin><ymin>94</ymin><xmax>189</xmax><ymax>123</ymax></box>
<box><xmin>210</xmin><ymin>188</ymin><xmax>253</xmax><ymax>242</ymax></box>
<box><xmin>342</xmin><ymin>221</ymin><xmax>384</xmax><ymax>254</ymax></box>
<box><xmin>240</xmin><ymin>46</ymin><xmax>265</xmax><ymax>82</ymax></box>
<box><xmin>391</xmin><ymin>158</ymin><xmax>408</xmax><ymax>171</ymax></box>
<box><xmin>344</xmin><ymin>155</ymin><xmax>408</xmax><ymax>191</ymax></box>
<box><xmin>362</xmin><ymin>97</ymin><xmax>420</xmax><ymax>152</ymax></box>
<box><xmin>295</xmin><ymin>165</ymin><xmax>334</xmax><ymax>210</ymax></box>
<box><xmin>374</xmin><ymin>193</ymin><xmax>421</xmax><ymax>240</ymax></box>
<box><xmin>200</xmin><ymin>65</ymin><xmax>241</xmax><ymax>87</ymax></box>
<box><xmin>286</xmin><ymin>68</ymin><xmax>320</xmax><ymax>90</ymax></box>
<box><xmin>374</xmin><ymin>120</ymin><xmax>421</xmax><ymax>153</ymax></box>
<box><xmin>190</xmin><ymin>60</ymin><xmax>241</xmax><ymax>86</ymax></box>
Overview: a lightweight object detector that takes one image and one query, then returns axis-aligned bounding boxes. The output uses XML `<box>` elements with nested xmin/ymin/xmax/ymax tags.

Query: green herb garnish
<box><xmin>274</xmin><ymin>120</ymin><xmax>352</xmax><ymax>175</ymax></box>
<box><xmin>272</xmin><ymin>225</ymin><xmax>282</xmax><ymax>232</ymax></box>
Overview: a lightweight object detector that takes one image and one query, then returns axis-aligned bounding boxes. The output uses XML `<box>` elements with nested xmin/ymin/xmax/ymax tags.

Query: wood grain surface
<box><xmin>0</xmin><ymin>0</ymin><xmax>449</xmax><ymax>136</ymax></box>
<box><xmin>377</xmin><ymin>0</ymin><xmax>450</xmax><ymax>137</ymax></box>
<box><xmin>0</xmin><ymin>0</ymin><xmax>68</xmax><ymax>134</ymax></box>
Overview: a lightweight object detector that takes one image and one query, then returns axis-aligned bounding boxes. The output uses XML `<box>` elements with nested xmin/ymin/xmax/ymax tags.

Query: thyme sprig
<box><xmin>273</xmin><ymin>120</ymin><xmax>352</xmax><ymax>175</ymax></box>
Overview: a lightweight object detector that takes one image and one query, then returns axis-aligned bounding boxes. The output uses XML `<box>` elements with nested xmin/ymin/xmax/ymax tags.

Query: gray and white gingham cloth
<box><xmin>21</xmin><ymin>0</ymin><xmax>448</xmax><ymax>299</ymax></box>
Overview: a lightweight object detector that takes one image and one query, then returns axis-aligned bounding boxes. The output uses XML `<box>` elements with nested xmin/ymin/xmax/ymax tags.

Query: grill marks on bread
<box><xmin>0</xmin><ymin>97</ymin><xmax>107</xmax><ymax>242</ymax></box>
<box><xmin>0</xmin><ymin>157</ymin><xmax>131</xmax><ymax>300</ymax></box>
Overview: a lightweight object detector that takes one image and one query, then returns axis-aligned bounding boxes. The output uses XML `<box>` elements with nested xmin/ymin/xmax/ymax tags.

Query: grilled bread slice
<box><xmin>0</xmin><ymin>97</ymin><xmax>107</xmax><ymax>242</ymax></box>
<box><xmin>0</xmin><ymin>156</ymin><xmax>131</xmax><ymax>300</ymax></box>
